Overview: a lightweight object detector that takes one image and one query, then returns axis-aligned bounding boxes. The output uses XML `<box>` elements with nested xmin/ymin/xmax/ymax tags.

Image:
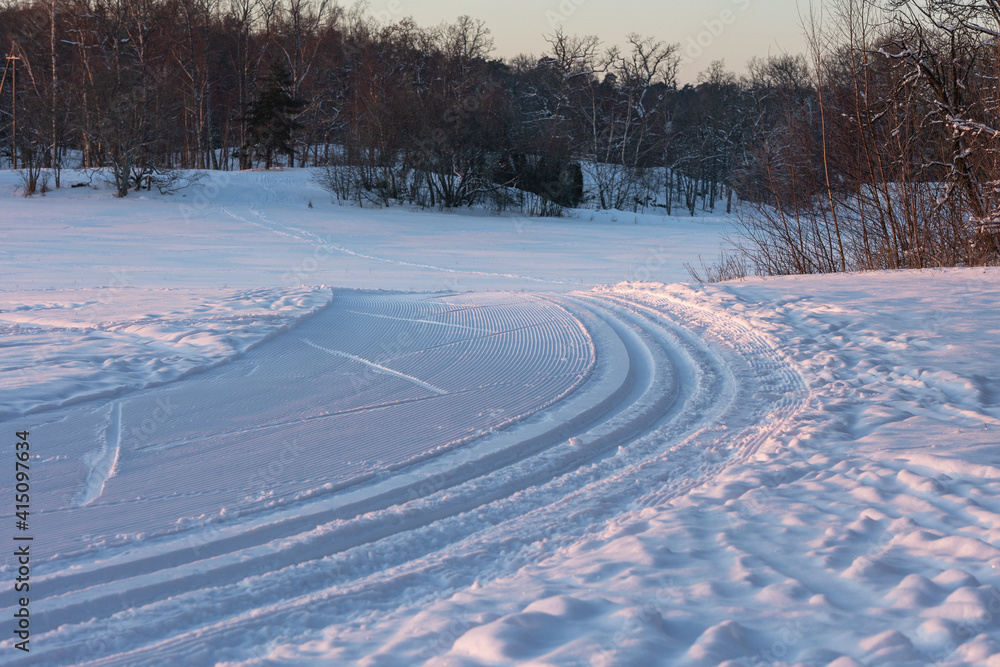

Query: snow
<box><xmin>0</xmin><ymin>286</ymin><xmax>332</xmax><ymax>420</ymax></box>
<box><xmin>0</xmin><ymin>169</ymin><xmax>725</xmax><ymax>292</ymax></box>
<box><xmin>1</xmin><ymin>169</ymin><xmax>999</xmax><ymax>666</ymax></box>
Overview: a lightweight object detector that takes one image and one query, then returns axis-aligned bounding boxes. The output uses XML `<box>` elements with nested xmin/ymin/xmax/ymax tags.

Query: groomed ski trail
<box><xmin>3</xmin><ymin>288</ymin><xmax>810</xmax><ymax>666</ymax></box>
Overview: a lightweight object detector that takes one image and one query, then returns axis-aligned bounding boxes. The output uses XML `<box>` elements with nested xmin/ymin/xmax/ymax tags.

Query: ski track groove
<box><xmin>300</xmin><ymin>338</ymin><xmax>449</xmax><ymax>395</ymax></box>
<box><xmin>5</xmin><ymin>287</ymin><xmax>811</xmax><ymax>666</ymax></box>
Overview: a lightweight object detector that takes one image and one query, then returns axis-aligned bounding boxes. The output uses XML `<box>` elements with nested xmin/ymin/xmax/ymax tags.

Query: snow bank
<box><xmin>0</xmin><ymin>286</ymin><xmax>331</xmax><ymax>419</ymax></box>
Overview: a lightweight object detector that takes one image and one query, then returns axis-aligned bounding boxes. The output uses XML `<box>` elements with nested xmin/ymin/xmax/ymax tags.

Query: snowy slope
<box><xmin>1</xmin><ymin>171</ymin><xmax>998</xmax><ymax>666</ymax></box>
<box><xmin>0</xmin><ymin>169</ymin><xmax>728</xmax><ymax>292</ymax></box>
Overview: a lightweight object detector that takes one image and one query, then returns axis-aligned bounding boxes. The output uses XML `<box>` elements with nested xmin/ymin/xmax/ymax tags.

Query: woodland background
<box><xmin>3</xmin><ymin>0</ymin><xmax>1000</xmax><ymax>274</ymax></box>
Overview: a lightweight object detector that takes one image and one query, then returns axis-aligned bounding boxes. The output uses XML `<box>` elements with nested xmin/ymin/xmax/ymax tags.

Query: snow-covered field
<box><xmin>1</xmin><ymin>170</ymin><xmax>999</xmax><ymax>666</ymax></box>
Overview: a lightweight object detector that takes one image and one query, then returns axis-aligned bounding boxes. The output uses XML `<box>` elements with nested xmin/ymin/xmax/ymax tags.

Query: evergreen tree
<box><xmin>240</xmin><ymin>62</ymin><xmax>305</xmax><ymax>169</ymax></box>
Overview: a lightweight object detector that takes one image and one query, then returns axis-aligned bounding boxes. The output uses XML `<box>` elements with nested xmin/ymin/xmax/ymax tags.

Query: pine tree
<box><xmin>240</xmin><ymin>62</ymin><xmax>305</xmax><ymax>169</ymax></box>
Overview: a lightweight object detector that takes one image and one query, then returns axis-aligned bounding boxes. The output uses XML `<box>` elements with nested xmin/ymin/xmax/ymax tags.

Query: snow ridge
<box><xmin>73</xmin><ymin>402</ymin><xmax>122</xmax><ymax>507</ymax></box>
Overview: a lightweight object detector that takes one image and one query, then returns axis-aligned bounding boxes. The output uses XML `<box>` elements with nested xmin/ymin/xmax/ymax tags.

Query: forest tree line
<box><xmin>2</xmin><ymin>0</ymin><xmax>999</xmax><ymax>273</ymax></box>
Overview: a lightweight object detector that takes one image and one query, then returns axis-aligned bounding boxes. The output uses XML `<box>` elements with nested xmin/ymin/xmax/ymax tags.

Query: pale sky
<box><xmin>365</xmin><ymin>0</ymin><xmax>810</xmax><ymax>83</ymax></box>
